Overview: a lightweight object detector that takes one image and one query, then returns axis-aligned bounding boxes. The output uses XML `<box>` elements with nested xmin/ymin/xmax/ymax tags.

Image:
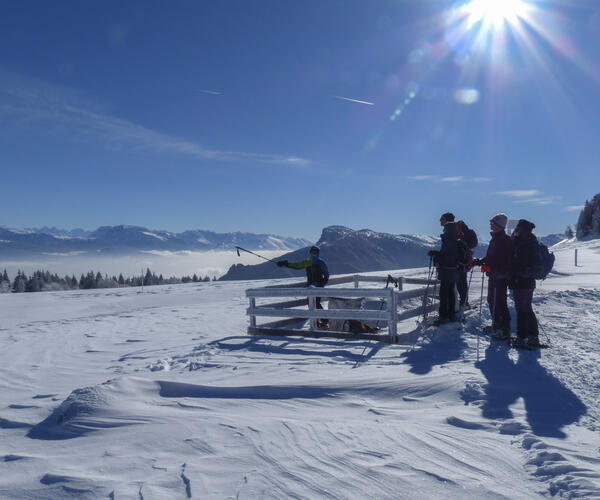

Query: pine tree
<box><xmin>565</xmin><ymin>226</ymin><xmax>573</xmax><ymax>239</ymax></box>
<box><xmin>576</xmin><ymin>201</ymin><xmax>593</xmax><ymax>238</ymax></box>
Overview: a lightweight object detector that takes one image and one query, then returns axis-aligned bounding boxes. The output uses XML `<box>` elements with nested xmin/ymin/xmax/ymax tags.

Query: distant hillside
<box><xmin>539</xmin><ymin>234</ymin><xmax>566</xmax><ymax>247</ymax></box>
<box><xmin>0</xmin><ymin>225</ymin><xmax>311</xmax><ymax>255</ymax></box>
<box><xmin>220</xmin><ymin>225</ymin><xmax>488</xmax><ymax>281</ymax></box>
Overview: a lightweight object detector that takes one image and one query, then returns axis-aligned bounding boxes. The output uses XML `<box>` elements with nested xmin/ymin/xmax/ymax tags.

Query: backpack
<box><xmin>455</xmin><ymin>221</ymin><xmax>476</xmax><ymax>268</ymax></box>
<box><xmin>456</xmin><ymin>239</ymin><xmax>473</xmax><ymax>269</ymax></box>
<box><xmin>531</xmin><ymin>241</ymin><xmax>555</xmax><ymax>280</ymax></box>
<box><xmin>457</xmin><ymin>221</ymin><xmax>478</xmax><ymax>249</ymax></box>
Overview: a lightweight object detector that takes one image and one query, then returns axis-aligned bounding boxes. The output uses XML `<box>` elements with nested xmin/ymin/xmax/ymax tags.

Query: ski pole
<box><xmin>421</xmin><ymin>257</ymin><xmax>434</xmax><ymax>323</ymax></box>
<box><xmin>537</xmin><ymin>314</ymin><xmax>551</xmax><ymax>347</ymax></box>
<box><xmin>477</xmin><ymin>271</ymin><xmax>485</xmax><ymax>361</ymax></box>
<box><xmin>375</xmin><ymin>275</ymin><xmax>393</xmax><ymax>330</ymax></box>
<box><xmin>235</xmin><ymin>246</ymin><xmax>279</xmax><ymax>264</ymax></box>
<box><xmin>479</xmin><ymin>272</ymin><xmax>485</xmax><ymax>318</ymax></box>
<box><xmin>468</xmin><ymin>267</ymin><xmax>474</xmax><ymax>301</ymax></box>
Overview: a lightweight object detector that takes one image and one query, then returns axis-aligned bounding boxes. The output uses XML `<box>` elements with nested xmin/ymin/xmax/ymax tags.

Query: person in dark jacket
<box><xmin>455</xmin><ymin>219</ymin><xmax>476</xmax><ymax>310</ymax></box>
<box><xmin>510</xmin><ymin>219</ymin><xmax>540</xmax><ymax>347</ymax></box>
<box><xmin>473</xmin><ymin>213</ymin><xmax>513</xmax><ymax>338</ymax></box>
<box><xmin>278</xmin><ymin>245</ymin><xmax>330</xmax><ymax>328</ymax></box>
<box><xmin>428</xmin><ymin>212</ymin><xmax>459</xmax><ymax>325</ymax></box>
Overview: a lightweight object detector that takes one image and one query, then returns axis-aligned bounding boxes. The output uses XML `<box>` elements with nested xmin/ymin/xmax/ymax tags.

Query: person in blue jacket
<box><xmin>278</xmin><ymin>245</ymin><xmax>330</xmax><ymax>328</ymax></box>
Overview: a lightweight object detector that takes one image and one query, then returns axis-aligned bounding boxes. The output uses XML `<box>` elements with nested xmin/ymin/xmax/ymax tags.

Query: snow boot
<box><xmin>492</xmin><ymin>330</ymin><xmax>510</xmax><ymax>340</ymax></box>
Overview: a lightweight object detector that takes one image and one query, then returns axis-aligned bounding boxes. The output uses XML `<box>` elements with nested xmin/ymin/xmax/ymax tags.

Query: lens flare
<box><xmin>465</xmin><ymin>0</ymin><xmax>528</xmax><ymax>28</ymax></box>
<box><xmin>454</xmin><ymin>88</ymin><xmax>480</xmax><ymax>105</ymax></box>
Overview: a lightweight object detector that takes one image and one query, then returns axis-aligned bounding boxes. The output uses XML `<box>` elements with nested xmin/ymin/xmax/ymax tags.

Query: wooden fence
<box><xmin>246</xmin><ymin>274</ymin><xmax>439</xmax><ymax>344</ymax></box>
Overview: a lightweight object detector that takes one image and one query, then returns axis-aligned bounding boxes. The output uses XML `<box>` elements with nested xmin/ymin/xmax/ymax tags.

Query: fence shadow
<box><xmin>209</xmin><ymin>335</ymin><xmax>384</xmax><ymax>364</ymax></box>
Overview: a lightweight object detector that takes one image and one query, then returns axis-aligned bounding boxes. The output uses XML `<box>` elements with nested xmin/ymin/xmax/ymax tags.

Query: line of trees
<box><xmin>0</xmin><ymin>268</ymin><xmax>217</xmax><ymax>294</ymax></box>
<box><xmin>576</xmin><ymin>193</ymin><xmax>600</xmax><ymax>239</ymax></box>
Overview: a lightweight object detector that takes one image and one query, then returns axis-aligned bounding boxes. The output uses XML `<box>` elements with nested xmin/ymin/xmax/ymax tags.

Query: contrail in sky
<box><xmin>331</xmin><ymin>95</ymin><xmax>374</xmax><ymax>106</ymax></box>
<box><xmin>197</xmin><ymin>89</ymin><xmax>222</xmax><ymax>95</ymax></box>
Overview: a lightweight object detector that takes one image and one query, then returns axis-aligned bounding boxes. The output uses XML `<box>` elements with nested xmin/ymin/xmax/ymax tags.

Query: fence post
<box><xmin>575</xmin><ymin>248</ymin><xmax>578</xmax><ymax>267</ymax></box>
<box><xmin>397</xmin><ymin>277</ymin><xmax>403</xmax><ymax>291</ymax></box>
<box><xmin>308</xmin><ymin>295</ymin><xmax>317</xmax><ymax>330</ymax></box>
<box><xmin>249</xmin><ymin>297</ymin><xmax>256</xmax><ymax>328</ymax></box>
<box><xmin>388</xmin><ymin>288</ymin><xmax>397</xmax><ymax>343</ymax></box>
<box><xmin>353</xmin><ymin>275</ymin><xmax>359</xmax><ymax>288</ymax></box>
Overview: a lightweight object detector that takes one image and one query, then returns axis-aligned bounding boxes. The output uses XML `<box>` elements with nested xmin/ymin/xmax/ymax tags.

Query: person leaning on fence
<box><xmin>472</xmin><ymin>213</ymin><xmax>513</xmax><ymax>338</ymax></box>
<box><xmin>428</xmin><ymin>212</ymin><xmax>460</xmax><ymax>325</ymax></box>
<box><xmin>277</xmin><ymin>245</ymin><xmax>330</xmax><ymax>329</ymax></box>
<box><xmin>510</xmin><ymin>219</ymin><xmax>540</xmax><ymax>348</ymax></box>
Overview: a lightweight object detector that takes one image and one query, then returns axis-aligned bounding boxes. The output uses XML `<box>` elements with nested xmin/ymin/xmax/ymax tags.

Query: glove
<box><xmin>277</xmin><ymin>260</ymin><xmax>288</xmax><ymax>267</ymax></box>
<box><xmin>428</xmin><ymin>250</ymin><xmax>440</xmax><ymax>257</ymax></box>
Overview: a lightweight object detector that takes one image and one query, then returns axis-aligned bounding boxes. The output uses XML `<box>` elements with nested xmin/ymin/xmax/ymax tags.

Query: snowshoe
<box><xmin>509</xmin><ymin>337</ymin><xmax>550</xmax><ymax>350</ymax></box>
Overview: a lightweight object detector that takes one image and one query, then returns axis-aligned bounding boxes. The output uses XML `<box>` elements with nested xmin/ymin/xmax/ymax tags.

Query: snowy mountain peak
<box><xmin>0</xmin><ymin>225</ymin><xmax>311</xmax><ymax>255</ymax></box>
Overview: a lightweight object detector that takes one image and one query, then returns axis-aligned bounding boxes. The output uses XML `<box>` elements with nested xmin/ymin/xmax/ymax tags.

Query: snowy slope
<box><xmin>0</xmin><ymin>240</ymin><xmax>599</xmax><ymax>498</ymax></box>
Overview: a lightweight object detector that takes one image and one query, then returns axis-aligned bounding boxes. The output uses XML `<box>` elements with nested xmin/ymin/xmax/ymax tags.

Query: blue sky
<box><xmin>2</xmin><ymin>0</ymin><xmax>599</xmax><ymax>241</ymax></box>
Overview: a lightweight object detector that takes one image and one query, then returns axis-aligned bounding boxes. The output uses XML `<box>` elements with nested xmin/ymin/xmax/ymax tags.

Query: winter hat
<box><xmin>515</xmin><ymin>219</ymin><xmax>535</xmax><ymax>233</ymax></box>
<box><xmin>440</xmin><ymin>212</ymin><xmax>455</xmax><ymax>222</ymax></box>
<box><xmin>490</xmin><ymin>213</ymin><xmax>508</xmax><ymax>229</ymax></box>
<box><xmin>310</xmin><ymin>245</ymin><xmax>320</xmax><ymax>254</ymax></box>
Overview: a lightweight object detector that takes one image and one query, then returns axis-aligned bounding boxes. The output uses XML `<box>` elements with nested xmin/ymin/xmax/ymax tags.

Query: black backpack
<box><xmin>531</xmin><ymin>241</ymin><xmax>555</xmax><ymax>280</ymax></box>
<box><xmin>456</xmin><ymin>239</ymin><xmax>473</xmax><ymax>269</ymax></box>
<box><xmin>455</xmin><ymin>221</ymin><xmax>476</xmax><ymax>268</ymax></box>
<box><xmin>457</xmin><ymin>221</ymin><xmax>478</xmax><ymax>249</ymax></box>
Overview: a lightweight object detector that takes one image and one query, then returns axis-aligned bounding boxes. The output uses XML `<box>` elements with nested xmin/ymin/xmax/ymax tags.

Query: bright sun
<box><xmin>465</xmin><ymin>0</ymin><xmax>528</xmax><ymax>27</ymax></box>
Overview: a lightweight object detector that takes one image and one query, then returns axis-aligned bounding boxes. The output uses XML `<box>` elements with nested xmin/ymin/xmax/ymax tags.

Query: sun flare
<box><xmin>465</xmin><ymin>0</ymin><xmax>528</xmax><ymax>28</ymax></box>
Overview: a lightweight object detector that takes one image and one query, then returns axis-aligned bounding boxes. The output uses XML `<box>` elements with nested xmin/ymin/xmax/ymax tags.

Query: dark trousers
<box><xmin>513</xmin><ymin>288</ymin><xmax>538</xmax><ymax>339</ymax></box>
<box><xmin>457</xmin><ymin>269</ymin><xmax>468</xmax><ymax>306</ymax></box>
<box><xmin>487</xmin><ymin>276</ymin><xmax>510</xmax><ymax>331</ymax></box>
<box><xmin>439</xmin><ymin>268</ymin><xmax>458</xmax><ymax>321</ymax></box>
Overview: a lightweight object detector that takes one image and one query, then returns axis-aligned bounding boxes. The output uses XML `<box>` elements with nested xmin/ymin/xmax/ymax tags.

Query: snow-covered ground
<box><xmin>1</xmin><ymin>239</ymin><xmax>599</xmax><ymax>499</ymax></box>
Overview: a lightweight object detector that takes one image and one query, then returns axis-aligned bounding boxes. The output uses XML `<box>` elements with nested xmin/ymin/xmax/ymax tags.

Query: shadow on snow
<box><xmin>472</xmin><ymin>342</ymin><xmax>586</xmax><ymax>438</ymax></box>
<box><xmin>209</xmin><ymin>335</ymin><xmax>384</xmax><ymax>364</ymax></box>
<box><xmin>400</xmin><ymin>327</ymin><xmax>469</xmax><ymax>375</ymax></box>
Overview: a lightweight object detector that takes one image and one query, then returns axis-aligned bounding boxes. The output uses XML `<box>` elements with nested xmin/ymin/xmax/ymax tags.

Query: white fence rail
<box><xmin>246</xmin><ymin>274</ymin><xmax>439</xmax><ymax>344</ymax></box>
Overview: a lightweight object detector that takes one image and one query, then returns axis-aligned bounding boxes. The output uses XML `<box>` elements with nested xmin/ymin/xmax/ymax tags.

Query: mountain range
<box><xmin>0</xmin><ymin>225</ymin><xmax>311</xmax><ymax>255</ymax></box>
<box><xmin>221</xmin><ymin>225</ymin><xmax>458</xmax><ymax>280</ymax></box>
<box><xmin>220</xmin><ymin>226</ymin><xmax>568</xmax><ymax>281</ymax></box>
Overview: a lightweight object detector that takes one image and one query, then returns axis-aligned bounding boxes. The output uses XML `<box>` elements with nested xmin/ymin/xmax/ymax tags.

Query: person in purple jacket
<box><xmin>510</xmin><ymin>219</ymin><xmax>540</xmax><ymax>347</ymax></box>
<box><xmin>473</xmin><ymin>213</ymin><xmax>514</xmax><ymax>338</ymax></box>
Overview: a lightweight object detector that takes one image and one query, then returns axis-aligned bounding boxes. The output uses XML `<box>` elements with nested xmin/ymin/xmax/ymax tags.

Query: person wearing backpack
<box><xmin>472</xmin><ymin>213</ymin><xmax>513</xmax><ymax>338</ymax></box>
<box><xmin>278</xmin><ymin>245</ymin><xmax>330</xmax><ymax>329</ymax></box>
<box><xmin>510</xmin><ymin>219</ymin><xmax>540</xmax><ymax>347</ymax></box>
<box><xmin>428</xmin><ymin>212</ymin><xmax>460</xmax><ymax>325</ymax></box>
<box><xmin>455</xmin><ymin>219</ymin><xmax>478</xmax><ymax>309</ymax></box>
